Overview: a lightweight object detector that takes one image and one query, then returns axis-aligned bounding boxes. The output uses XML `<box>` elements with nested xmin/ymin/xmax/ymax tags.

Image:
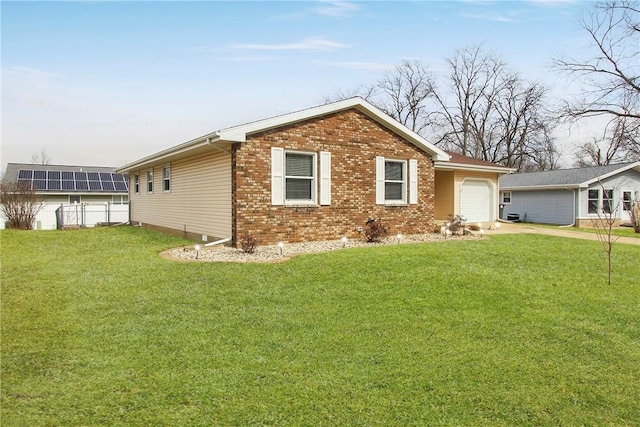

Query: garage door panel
<box><xmin>460</xmin><ymin>180</ymin><xmax>492</xmax><ymax>222</ymax></box>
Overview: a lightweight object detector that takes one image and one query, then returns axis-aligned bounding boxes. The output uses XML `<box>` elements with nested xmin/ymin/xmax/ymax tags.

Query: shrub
<box><xmin>364</xmin><ymin>218</ymin><xmax>388</xmax><ymax>243</ymax></box>
<box><xmin>467</xmin><ymin>223</ymin><xmax>480</xmax><ymax>231</ymax></box>
<box><xmin>0</xmin><ymin>179</ymin><xmax>43</xmax><ymax>230</ymax></box>
<box><xmin>240</xmin><ymin>234</ymin><xmax>258</xmax><ymax>254</ymax></box>
<box><xmin>446</xmin><ymin>214</ymin><xmax>467</xmax><ymax>235</ymax></box>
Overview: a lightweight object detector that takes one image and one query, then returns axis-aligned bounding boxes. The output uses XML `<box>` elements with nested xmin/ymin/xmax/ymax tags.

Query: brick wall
<box><xmin>232</xmin><ymin>109</ymin><xmax>436</xmax><ymax>246</ymax></box>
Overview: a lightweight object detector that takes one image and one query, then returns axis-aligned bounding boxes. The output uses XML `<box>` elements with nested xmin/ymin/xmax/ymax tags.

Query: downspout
<box><xmin>559</xmin><ymin>187</ymin><xmax>576</xmax><ymax>228</ymax></box>
<box><xmin>204</xmin><ymin>237</ymin><xmax>232</xmax><ymax>247</ymax></box>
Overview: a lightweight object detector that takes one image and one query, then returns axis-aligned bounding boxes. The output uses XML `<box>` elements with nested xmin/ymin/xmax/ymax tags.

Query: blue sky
<box><xmin>2</xmin><ymin>1</ymin><xmax>596</xmax><ymax>169</ymax></box>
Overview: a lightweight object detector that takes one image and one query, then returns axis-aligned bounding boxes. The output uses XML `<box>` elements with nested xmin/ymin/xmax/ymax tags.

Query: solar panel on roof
<box><xmin>18</xmin><ymin>169</ymin><xmax>33</xmax><ymax>180</ymax></box>
<box><xmin>62</xmin><ymin>180</ymin><xmax>75</xmax><ymax>190</ymax></box>
<box><xmin>34</xmin><ymin>170</ymin><xmax>46</xmax><ymax>179</ymax></box>
<box><xmin>114</xmin><ymin>182</ymin><xmax>127</xmax><ymax>191</ymax></box>
<box><xmin>75</xmin><ymin>172</ymin><xmax>87</xmax><ymax>180</ymax></box>
<box><xmin>76</xmin><ymin>181</ymin><xmax>89</xmax><ymax>190</ymax></box>
<box><xmin>48</xmin><ymin>180</ymin><xmax>61</xmax><ymax>190</ymax></box>
<box><xmin>62</xmin><ymin>171</ymin><xmax>74</xmax><ymax>180</ymax></box>
<box><xmin>33</xmin><ymin>180</ymin><xmax>46</xmax><ymax>190</ymax></box>
<box><xmin>88</xmin><ymin>181</ymin><xmax>102</xmax><ymax>191</ymax></box>
<box><xmin>112</xmin><ymin>174</ymin><xmax>125</xmax><ymax>182</ymax></box>
<box><xmin>48</xmin><ymin>171</ymin><xmax>61</xmax><ymax>180</ymax></box>
<box><xmin>102</xmin><ymin>181</ymin><xmax>115</xmax><ymax>191</ymax></box>
<box><xmin>87</xmin><ymin>172</ymin><xmax>99</xmax><ymax>180</ymax></box>
<box><xmin>99</xmin><ymin>172</ymin><xmax>112</xmax><ymax>181</ymax></box>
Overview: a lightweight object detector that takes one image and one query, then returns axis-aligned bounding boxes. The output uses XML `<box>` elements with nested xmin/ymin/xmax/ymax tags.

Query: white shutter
<box><xmin>320</xmin><ymin>151</ymin><xmax>331</xmax><ymax>205</ymax></box>
<box><xmin>409</xmin><ymin>159</ymin><xmax>418</xmax><ymax>204</ymax></box>
<box><xmin>375</xmin><ymin>156</ymin><xmax>385</xmax><ymax>205</ymax></box>
<box><xmin>271</xmin><ymin>147</ymin><xmax>284</xmax><ymax>205</ymax></box>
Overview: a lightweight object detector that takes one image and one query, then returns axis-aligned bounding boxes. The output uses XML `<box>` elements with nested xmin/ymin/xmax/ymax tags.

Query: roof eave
<box><xmin>580</xmin><ymin>161</ymin><xmax>640</xmax><ymax>187</ymax></box>
<box><xmin>435</xmin><ymin>162</ymin><xmax>514</xmax><ymax>174</ymax></box>
<box><xmin>500</xmin><ymin>184</ymin><xmax>580</xmax><ymax>191</ymax></box>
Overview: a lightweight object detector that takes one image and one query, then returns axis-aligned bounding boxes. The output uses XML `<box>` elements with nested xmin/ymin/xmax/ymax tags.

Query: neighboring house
<box><xmin>117</xmin><ymin>97</ymin><xmax>503</xmax><ymax>245</ymax></box>
<box><xmin>498</xmin><ymin>161</ymin><xmax>640</xmax><ymax>226</ymax></box>
<box><xmin>1</xmin><ymin>163</ymin><xmax>129</xmax><ymax>229</ymax></box>
<box><xmin>434</xmin><ymin>152</ymin><xmax>513</xmax><ymax>223</ymax></box>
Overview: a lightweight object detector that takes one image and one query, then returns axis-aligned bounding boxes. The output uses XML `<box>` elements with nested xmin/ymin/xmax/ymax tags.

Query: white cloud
<box><xmin>230</xmin><ymin>37</ymin><xmax>348</xmax><ymax>52</ymax></box>
<box><xmin>461</xmin><ymin>12</ymin><xmax>520</xmax><ymax>23</ymax></box>
<box><xmin>312</xmin><ymin>1</ymin><xmax>361</xmax><ymax>17</ymax></box>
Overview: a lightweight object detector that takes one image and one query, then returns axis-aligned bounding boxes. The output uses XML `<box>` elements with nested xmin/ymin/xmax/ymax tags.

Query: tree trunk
<box><xmin>633</xmin><ymin>201</ymin><xmax>640</xmax><ymax>233</ymax></box>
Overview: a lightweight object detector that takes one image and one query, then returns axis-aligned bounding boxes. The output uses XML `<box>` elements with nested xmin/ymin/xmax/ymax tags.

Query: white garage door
<box><xmin>460</xmin><ymin>180</ymin><xmax>492</xmax><ymax>222</ymax></box>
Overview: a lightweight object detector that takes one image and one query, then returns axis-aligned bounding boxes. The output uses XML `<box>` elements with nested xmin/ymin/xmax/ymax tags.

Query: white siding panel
<box><xmin>129</xmin><ymin>150</ymin><xmax>232</xmax><ymax>239</ymax></box>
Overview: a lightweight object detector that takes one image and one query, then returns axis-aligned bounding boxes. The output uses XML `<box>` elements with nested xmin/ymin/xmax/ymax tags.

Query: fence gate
<box><xmin>55</xmin><ymin>203</ymin><xmax>129</xmax><ymax>229</ymax></box>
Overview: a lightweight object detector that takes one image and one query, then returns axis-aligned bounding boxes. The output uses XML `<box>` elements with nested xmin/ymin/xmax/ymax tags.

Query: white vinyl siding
<box><xmin>129</xmin><ymin>151</ymin><xmax>232</xmax><ymax>239</ymax></box>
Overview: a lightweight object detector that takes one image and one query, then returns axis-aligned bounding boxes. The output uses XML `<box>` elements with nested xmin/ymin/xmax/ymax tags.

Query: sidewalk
<box><xmin>492</xmin><ymin>223</ymin><xmax>640</xmax><ymax>246</ymax></box>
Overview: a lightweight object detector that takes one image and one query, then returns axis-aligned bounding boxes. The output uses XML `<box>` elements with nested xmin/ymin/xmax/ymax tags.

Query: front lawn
<box><xmin>2</xmin><ymin>227</ymin><xmax>639</xmax><ymax>426</ymax></box>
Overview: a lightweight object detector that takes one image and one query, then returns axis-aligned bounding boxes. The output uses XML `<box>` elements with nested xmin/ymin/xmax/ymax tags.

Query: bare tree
<box><xmin>591</xmin><ymin>182</ymin><xmax>622</xmax><ymax>284</ymax></box>
<box><xmin>433</xmin><ymin>45</ymin><xmax>559</xmax><ymax>171</ymax></box>
<box><xmin>374</xmin><ymin>60</ymin><xmax>436</xmax><ymax>134</ymax></box>
<box><xmin>31</xmin><ymin>148</ymin><xmax>52</xmax><ymax>165</ymax></box>
<box><xmin>554</xmin><ymin>1</ymin><xmax>640</xmax><ymax>162</ymax></box>
<box><xmin>574</xmin><ymin>116</ymin><xmax>640</xmax><ymax>166</ymax></box>
<box><xmin>323</xmin><ymin>60</ymin><xmax>436</xmax><ymax>135</ymax></box>
<box><xmin>0</xmin><ymin>178</ymin><xmax>43</xmax><ymax>229</ymax></box>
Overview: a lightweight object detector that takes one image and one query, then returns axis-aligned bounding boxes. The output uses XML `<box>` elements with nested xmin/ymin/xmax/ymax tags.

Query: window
<box><xmin>384</xmin><ymin>160</ymin><xmax>406</xmax><ymax>202</ymax></box>
<box><xmin>375</xmin><ymin>156</ymin><xmax>417</xmax><ymax>205</ymax></box>
<box><xmin>285</xmin><ymin>152</ymin><xmax>316</xmax><ymax>202</ymax></box>
<box><xmin>502</xmin><ymin>191</ymin><xmax>511</xmax><ymax>204</ymax></box>
<box><xmin>602</xmin><ymin>189</ymin><xmax>614</xmax><ymax>213</ymax></box>
<box><xmin>147</xmin><ymin>170</ymin><xmax>153</xmax><ymax>193</ymax></box>
<box><xmin>134</xmin><ymin>174</ymin><xmax>139</xmax><ymax>193</ymax></box>
<box><xmin>271</xmin><ymin>148</ymin><xmax>330</xmax><ymax>206</ymax></box>
<box><xmin>588</xmin><ymin>189</ymin><xmax>599</xmax><ymax>214</ymax></box>
<box><xmin>70</xmin><ymin>195</ymin><xmax>81</xmax><ymax>204</ymax></box>
<box><xmin>112</xmin><ymin>195</ymin><xmax>129</xmax><ymax>204</ymax></box>
<box><xmin>163</xmin><ymin>166</ymin><xmax>171</xmax><ymax>192</ymax></box>
<box><xmin>623</xmin><ymin>191</ymin><xmax>632</xmax><ymax>211</ymax></box>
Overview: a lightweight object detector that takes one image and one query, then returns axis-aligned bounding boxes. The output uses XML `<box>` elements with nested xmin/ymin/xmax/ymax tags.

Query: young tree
<box><xmin>591</xmin><ymin>183</ymin><xmax>622</xmax><ymax>284</ymax></box>
<box><xmin>0</xmin><ymin>179</ymin><xmax>43</xmax><ymax>229</ymax></box>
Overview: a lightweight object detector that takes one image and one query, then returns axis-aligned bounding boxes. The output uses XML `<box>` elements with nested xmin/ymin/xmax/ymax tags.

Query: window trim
<box><xmin>602</xmin><ymin>188</ymin><xmax>614</xmax><ymax>214</ymax></box>
<box><xmin>588</xmin><ymin>188</ymin><xmax>600</xmax><ymax>214</ymax></box>
<box><xmin>383</xmin><ymin>159</ymin><xmax>407</xmax><ymax>205</ymax></box>
<box><xmin>502</xmin><ymin>191</ymin><xmax>511</xmax><ymax>204</ymax></box>
<box><xmin>284</xmin><ymin>151</ymin><xmax>317</xmax><ymax>205</ymax></box>
<box><xmin>622</xmin><ymin>190</ymin><xmax>632</xmax><ymax>211</ymax></box>
<box><xmin>162</xmin><ymin>165</ymin><xmax>171</xmax><ymax>193</ymax></box>
<box><xmin>133</xmin><ymin>173</ymin><xmax>139</xmax><ymax>194</ymax></box>
<box><xmin>147</xmin><ymin>170</ymin><xmax>154</xmax><ymax>194</ymax></box>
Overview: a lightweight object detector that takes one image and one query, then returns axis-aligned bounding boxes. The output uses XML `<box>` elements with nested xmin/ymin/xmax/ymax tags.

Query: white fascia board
<box><xmin>217</xmin><ymin>97</ymin><xmax>451</xmax><ymax>161</ymax></box>
<box><xmin>500</xmin><ymin>184</ymin><xmax>580</xmax><ymax>191</ymax></box>
<box><xmin>435</xmin><ymin>162</ymin><xmax>514</xmax><ymax>174</ymax></box>
<box><xmin>116</xmin><ymin>132</ymin><xmax>221</xmax><ymax>173</ymax></box>
<box><xmin>580</xmin><ymin>161</ymin><xmax>640</xmax><ymax>187</ymax></box>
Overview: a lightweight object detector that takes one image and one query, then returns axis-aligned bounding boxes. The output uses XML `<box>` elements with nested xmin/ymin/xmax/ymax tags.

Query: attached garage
<box><xmin>460</xmin><ymin>179</ymin><xmax>493</xmax><ymax>222</ymax></box>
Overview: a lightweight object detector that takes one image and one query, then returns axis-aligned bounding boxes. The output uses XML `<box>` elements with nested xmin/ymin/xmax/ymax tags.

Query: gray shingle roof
<box><xmin>499</xmin><ymin>162</ymin><xmax>640</xmax><ymax>189</ymax></box>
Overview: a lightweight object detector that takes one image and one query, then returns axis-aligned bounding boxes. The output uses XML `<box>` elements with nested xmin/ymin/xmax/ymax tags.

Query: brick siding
<box><xmin>232</xmin><ymin>109</ymin><xmax>436</xmax><ymax>246</ymax></box>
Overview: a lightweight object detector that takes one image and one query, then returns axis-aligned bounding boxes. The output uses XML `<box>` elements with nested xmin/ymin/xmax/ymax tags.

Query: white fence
<box><xmin>1</xmin><ymin>202</ymin><xmax>129</xmax><ymax>230</ymax></box>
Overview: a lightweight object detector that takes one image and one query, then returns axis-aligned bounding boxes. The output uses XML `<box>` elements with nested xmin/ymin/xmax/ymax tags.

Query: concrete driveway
<box><xmin>491</xmin><ymin>223</ymin><xmax>640</xmax><ymax>246</ymax></box>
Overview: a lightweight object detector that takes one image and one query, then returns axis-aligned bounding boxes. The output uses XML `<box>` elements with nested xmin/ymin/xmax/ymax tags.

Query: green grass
<box><xmin>2</xmin><ymin>227</ymin><xmax>639</xmax><ymax>426</ymax></box>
